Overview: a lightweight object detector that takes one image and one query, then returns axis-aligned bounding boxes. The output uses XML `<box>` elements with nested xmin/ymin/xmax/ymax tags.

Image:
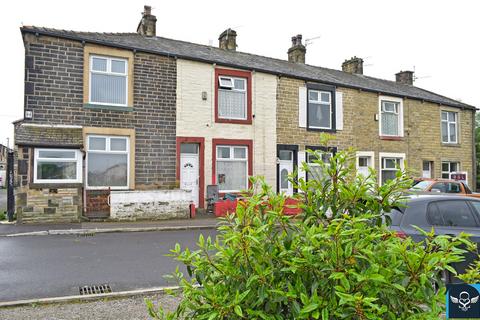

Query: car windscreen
<box><xmin>409</xmin><ymin>180</ymin><xmax>430</xmax><ymax>191</ymax></box>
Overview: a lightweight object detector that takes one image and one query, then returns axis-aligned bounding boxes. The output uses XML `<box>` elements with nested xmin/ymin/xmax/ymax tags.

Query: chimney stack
<box><xmin>342</xmin><ymin>56</ymin><xmax>364</xmax><ymax>74</ymax></box>
<box><xmin>218</xmin><ymin>29</ymin><xmax>237</xmax><ymax>51</ymax></box>
<box><xmin>395</xmin><ymin>70</ymin><xmax>414</xmax><ymax>85</ymax></box>
<box><xmin>137</xmin><ymin>5</ymin><xmax>157</xmax><ymax>37</ymax></box>
<box><xmin>287</xmin><ymin>34</ymin><xmax>306</xmax><ymax>64</ymax></box>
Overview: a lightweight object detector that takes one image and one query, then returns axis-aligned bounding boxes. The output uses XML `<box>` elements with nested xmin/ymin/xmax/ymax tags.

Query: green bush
<box><xmin>0</xmin><ymin>212</ymin><xmax>6</xmax><ymax>221</ymax></box>
<box><xmin>147</xmin><ymin>147</ymin><xmax>479</xmax><ymax>319</ymax></box>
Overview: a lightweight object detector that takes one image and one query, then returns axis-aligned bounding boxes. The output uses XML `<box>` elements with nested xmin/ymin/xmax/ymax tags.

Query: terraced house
<box><xmin>14</xmin><ymin>6</ymin><xmax>475</xmax><ymax>223</ymax></box>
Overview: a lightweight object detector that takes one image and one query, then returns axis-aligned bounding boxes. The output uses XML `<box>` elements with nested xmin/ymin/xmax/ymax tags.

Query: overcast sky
<box><xmin>1</xmin><ymin>0</ymin><xmax>479</xmax><ymax>148</ymax></box>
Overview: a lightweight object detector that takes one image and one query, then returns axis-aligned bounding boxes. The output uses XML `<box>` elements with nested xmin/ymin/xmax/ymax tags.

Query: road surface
<box><xmin>0</xmin><ymin>229</ymin><xmax>217</xmax><ymax>302</ymax></box>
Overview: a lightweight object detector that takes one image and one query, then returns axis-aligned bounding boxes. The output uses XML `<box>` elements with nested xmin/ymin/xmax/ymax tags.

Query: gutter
<box><xmin>20</xmin><ymin>28</ymin><xmax>476</xmax><ymax>111</ymax></box>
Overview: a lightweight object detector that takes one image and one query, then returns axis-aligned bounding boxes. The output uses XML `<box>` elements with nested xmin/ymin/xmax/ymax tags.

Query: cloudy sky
<box><xmin>1</xmin><ymin>0</ymin><xmax>479</xmax><ymax>148</ymax></box>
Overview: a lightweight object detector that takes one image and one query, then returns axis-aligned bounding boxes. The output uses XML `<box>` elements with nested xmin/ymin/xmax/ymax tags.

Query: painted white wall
<box><xmin>176</xmin><ymin>59</ymin><xmax>277</xmax><ymax>193</ymax></box>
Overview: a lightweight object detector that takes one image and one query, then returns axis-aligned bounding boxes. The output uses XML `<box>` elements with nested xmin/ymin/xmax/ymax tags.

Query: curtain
<box><xmin>218</xmin><ymin>90</ymin><xmax>246</xmax><ymax>119</ymax></box>
<box><xmin>91</xmin><ymin>73</ymin><xmax>127</xmax><ymax>105</ymax></box>
<box><xmin>381</xmin><ymin>112</ymin><xmax>398</xmax><ymax>135</ymax></box>
<box><xmin>217</xmin><ymin>160</ymin><xmax>247</xmax><ymax>191</ymax></box>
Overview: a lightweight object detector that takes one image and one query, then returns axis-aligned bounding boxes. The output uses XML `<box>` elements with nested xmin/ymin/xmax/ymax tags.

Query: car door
<box><xmin>426</xmin><ymin>199</ymin><xmax>480</xmax><ymax>281</ymax></box>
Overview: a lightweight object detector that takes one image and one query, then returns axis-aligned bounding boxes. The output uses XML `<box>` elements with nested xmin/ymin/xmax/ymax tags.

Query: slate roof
<box><xmin>15</xmin><ymin>123</ymin><xmax>83</xmax><ymax>147</ymax></box>
<box><xmin>21</xmin><ymin>26</ymin><xmax>475</xmax><ymax>110</ymax></box>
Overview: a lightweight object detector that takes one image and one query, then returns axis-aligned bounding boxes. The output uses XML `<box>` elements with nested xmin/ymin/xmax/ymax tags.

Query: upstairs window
<box><xmin>441</xmin><ymin>111</ymin><xmax>458</xmax><ymax>143</ymax></box>
<box><xmin>218</xmin><ymin>76</ymin><xmax>247</xmax><ymax>120</ymax></box>
<box><xmin>89</xmin><ymin>55</ymin><xmax>128</xmax><ymax>106</ymax></box>
<box><xmin>308</xmin><ymin>90</ymin><xmax>332</xmax><ymax>130</ymax></box>
<box><xmin>379</xmin><ymin>96</ymin><xmax>403</xmax><ymax>137</ymax></box>
<box><xmin>34</xmin><ymin>149</ymin><xmax>82</xmax><ymax>183</ymax></box>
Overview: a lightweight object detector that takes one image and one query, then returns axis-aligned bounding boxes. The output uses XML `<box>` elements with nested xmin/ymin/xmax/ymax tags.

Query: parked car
<box><xmin>410</xmin><ymin>178</ymin><xmax>480</xmax><ymax>198</ymax></box>
<box><xmin>387</xmin><ymin>195</ymin><xmax>480</xmax><ymax>284</ymax></box>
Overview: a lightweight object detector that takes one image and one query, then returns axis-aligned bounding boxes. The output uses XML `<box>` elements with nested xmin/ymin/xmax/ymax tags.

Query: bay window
<box><xmin>216</xmin><ymin>145</ymin><xmax>248</xmax><ymax>192</ymax></box>
<box><xmin>87</xmin><ymin>135</ymin><xmax>129</xmax><ymax>189</ymax></box>
<box><xmin>34</xmin><ymin>149</ymin><xmax>82</xmax><ymax>183</ymax></box>
<box><xmin>89</xmin><ymin>55</ymin><xmax>128</xmax><ymax>106</ymax></box>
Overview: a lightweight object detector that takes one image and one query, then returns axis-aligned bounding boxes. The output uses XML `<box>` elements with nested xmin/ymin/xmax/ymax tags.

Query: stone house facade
<box><xmin>14</xmin><ymin>6</ymin><xmax>475</xmax><ymax>222</ymax></box>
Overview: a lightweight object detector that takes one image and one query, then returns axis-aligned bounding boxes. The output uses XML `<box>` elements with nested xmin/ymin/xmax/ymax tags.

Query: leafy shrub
<box><xmin>148</xmin><ymin>148</ymin><xmax>478</xmax><ymax>319</ymax></box>
<box><xmin>0</xmin><ymin>212</ymin><xmax>6</xmax><ymax>221</ymax></box>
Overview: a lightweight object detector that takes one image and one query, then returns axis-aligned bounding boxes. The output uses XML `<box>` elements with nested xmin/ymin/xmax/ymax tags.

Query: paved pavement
<box><xmin>0</xmin><ymin>229</ymin><xmax>217</xmax><ymax>302</ymax></box>
<box><xmin>0</xmin><ymin>214</ymin><xmax>219</xmax><ymax>236</ymax></box>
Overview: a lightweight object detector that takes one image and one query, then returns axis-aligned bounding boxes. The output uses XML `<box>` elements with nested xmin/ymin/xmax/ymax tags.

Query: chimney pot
<box><xmin>218</xmin><ymin>28</ymin><xmax>237</xmax><ymax>51</ymax></box>
<box><xmin>342</xmin><ymin>56</ymin><xmax>364</xmax><ymax>74</ymax></box>
<box><xmin>137</xmin><ymin>5</ymin><xmax>157</xmax><ymax>37</ymax></box>
<box><xmin>287</xmin><ymin>34</ymin><xmax>306</xmax><ymax>64</ymax></box>
<box><xmin>395</xmin><ymin>70</ymin><xmax>414</xmax><ymax>85</ymax></box>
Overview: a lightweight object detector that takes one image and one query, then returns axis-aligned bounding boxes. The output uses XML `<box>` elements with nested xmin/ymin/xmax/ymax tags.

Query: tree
<box><xmin>147</xmin><ymin>147</ymin><xmax>480</xmax><ymax>319</ymax></box>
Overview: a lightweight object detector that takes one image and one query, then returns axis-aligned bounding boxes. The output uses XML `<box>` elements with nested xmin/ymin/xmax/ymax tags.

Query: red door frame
<box><xmin>212</xmin><ymin>138</ymin><xmax>253</xmax><ymax>194</ymax></box>
<box><xmin>176</xmin><ymin>137</ymin><xmax>205</xmax><ymax>208</ymax></box>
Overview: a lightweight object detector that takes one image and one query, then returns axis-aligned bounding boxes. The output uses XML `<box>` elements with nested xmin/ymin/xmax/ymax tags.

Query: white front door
<box><xmin>279</xmin><ymin>150</ymin><xmax>294</xmax><ymax>196</ymax></box>
<box><xmin>422</xmin><ymin>161</ymin><xmax>432</xmax><ymax>179</ymax></box>
<box><xmin>180</xmin><ymin>145</ymin><xmax>199</xmax><ymax>206</ymax></box>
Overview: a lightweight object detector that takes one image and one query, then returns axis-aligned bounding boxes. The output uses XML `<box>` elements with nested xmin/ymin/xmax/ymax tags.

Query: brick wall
<box><xmin>22</xmin><ymin>33</ymin><xmax>177</xmax><ymax>189</ymax></box>
<box><xmin>276</xmin><ymin>77</ymin><xmax>475</xmax><ymax>185</ymax></box>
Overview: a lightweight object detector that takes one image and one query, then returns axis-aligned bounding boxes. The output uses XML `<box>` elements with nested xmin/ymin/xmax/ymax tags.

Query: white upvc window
<box><xmin>441</xmin><ymin>161</ymin><xmax>460</xmax><ymax>179</ymax></box>
<box><xmin>379</xmin><ymin>152</ymin><xmax>405</xmax><ymax>185</ymax></box>
<box><xmin>356</xmin><ymin>151</ymin><xmax>375</xmax><ymax>177</ymax></box>
<box><xmin>89</xmin><ymin>55</ymin><xmax>128</xmax><ymax>106</ymax></box>
<box><xmin>308</xmin><ymin>90</ymin><xmax>332</xmax><ymax>129</ymax></box>
<box><xmin>216</xmin><ymin>145</ymin><xmax>248</xmax><ymax>192</ymax></box>
<box><xmin>379</xmin><ymin>96</ymin><xmax>403</xmax><ymax>137</ymax></box>
<box><xmin>34</xmin><ymin>149</ymin><xmax>82</xmax><ymax>183</ymax></box>
<box><xmin>441</xmin><ymin>111</ymin><xmax>458</xmax><ymax>143</ymax></box>
<box><xmin>218</xmin><ymin>76</ymin><xmax>247</xmax><ymax>120</ymax></box>
<box><xmin>86</xmin><ymin>135</ymin><xmax>130</xmax><ymax>189</ymax></box>
<box><xmin>306</xmin><ymin>150</ymin><xmax>332</xmax><ymax>181</ymax></box>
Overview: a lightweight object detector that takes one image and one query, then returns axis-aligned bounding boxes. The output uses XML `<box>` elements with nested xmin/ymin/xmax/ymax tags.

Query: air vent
<box><xmin>79</xmin><ymin>284</ymin><xmax>112</xmax><ymax>295</ymax></box>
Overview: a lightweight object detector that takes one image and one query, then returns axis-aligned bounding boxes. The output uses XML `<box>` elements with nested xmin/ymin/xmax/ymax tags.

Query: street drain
<box><xmin>79</xmin><ymin>284</ymin><xmax>112</xmax><ymax>295</ymax></box>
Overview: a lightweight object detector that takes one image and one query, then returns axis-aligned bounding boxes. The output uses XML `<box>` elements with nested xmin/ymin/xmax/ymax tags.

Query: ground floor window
<box><xmin>441</xmin><ymin>161</ymin><xmax>459</xmax><ymax>179</ymax></box>
<box><xmin>216</xmin><ymin>145</ymin><xmax>248</xmax><ymax>192</ymax></box>
<box><xmin>379</xmin><ymin>153</ymin><xmax>405</xmax><ymax>185</ymax></box>
<box><xmin>34</xmin><ymin>148</ymin><xmax>82</xmax><ymax>183</ymax></box>
<box><xmin>86</xmin><ymin>135</ymin><xmax>129</xmax><ymax>189</ymax></box>
<box><xmin>306</xmin><ymin>147</ymin><xmax>333</xmax><ymax>181</ymax></box>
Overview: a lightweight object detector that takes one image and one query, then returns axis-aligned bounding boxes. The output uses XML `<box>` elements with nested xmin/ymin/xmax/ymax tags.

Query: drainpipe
<box><xmin>81</xmin><ymin>149</ymin><xmax>87</xmax><ymax>215</ymax></box>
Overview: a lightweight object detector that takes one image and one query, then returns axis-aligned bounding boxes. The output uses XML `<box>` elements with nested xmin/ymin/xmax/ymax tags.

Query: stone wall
<box><xmin>21</xmin><ymin>34</ymin><xmax>177</xmax><ymax>189</ymax></box>
<box><xmin>276</xmin><ymin>77</ymin><xmax>475</xmax><ymax>185</ymax></box>
<box><xmin>16</xmin><ymin>186</ymin><xmax>81</xmax><ymax>224</ymax></box>
<box><xmin>110</xmin><ymin>189</ymin><xmax>191</xmax><ymax>220</ymax></box>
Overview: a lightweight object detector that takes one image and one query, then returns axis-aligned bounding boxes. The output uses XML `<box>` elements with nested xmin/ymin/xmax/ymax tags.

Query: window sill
<box><xmin>306</xmin><ymin>127</ymin><xmax>336</xmax><ymax>133</ymax></box>
<box><xmin>379</xmin><ymin>136</ymin><xmax>404</xmax><ymax>141</ymax></box>
<box><xmin>215</xmin><ymin>118</ymin><xmax>252</xmax><ymax>125</ymax></box>
<box><xmin>441</xmin><ymin>142</ymin><xmax>461</xmax><ymax>147</ymax></box>
<box><xmin>84</xmin><ymin>103</ymin><xmax>133</xmax><ymax>112</ymax></box>
<box><xmin>30</xmin><ymin>182</ymin><xmax>83</xmax><ymax>189</ymax></box>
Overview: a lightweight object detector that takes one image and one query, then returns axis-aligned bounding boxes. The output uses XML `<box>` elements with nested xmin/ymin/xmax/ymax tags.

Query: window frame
<box><xmin>89</xmin><ymin>55</ymin><xmax>129</xmax><ymax>107</ymax></box>
<box><xmin>356</xmin><ymin>151</ymin><xmax>375</xmax><ymax>177</ymax></box>
<box><xmin>441</xmin><ymin>110</ymin><xmax>458</xmax><ymax>144</ymax></box>
<box><xmin>214</xmin><ymin>68</ymin><xmax>252</xmax><ymax>125</ymax></box>
<box><xmin>86</xmin><ymin>135</ymin><xmax>130</xmax><ymax>190</ymax></box>
<box><xmin>441</xmin><ymin>161</ymin><xmax>460</xmax><ymax>179</ymax></box>
<box><xmin>215</xmin><ymin>145</ymin><xmax>248</xmax><ymax>193</ymax></box>
<box><xmin>306</xmin><ymin>83</ymin><xmax>336</xmax><ymax>132</ymax></box>
<box><xmin>33</xmin><ymin>148</ymin><xmax>83</xmax><ymax>184</ymax></box>
<box><xmin>379</xmin><ymin>152</ymin><xmax>405</xmax><ymax>185</ymax></box>
<box><xmin>378</xmin><ymin>96</ymin><xmax>404</xmax><ymax>137</ymax></box>
<box><xmin>305</xmin><ymin>146</ymin><xmax>337</xmax><ymax>182</ymax></box>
